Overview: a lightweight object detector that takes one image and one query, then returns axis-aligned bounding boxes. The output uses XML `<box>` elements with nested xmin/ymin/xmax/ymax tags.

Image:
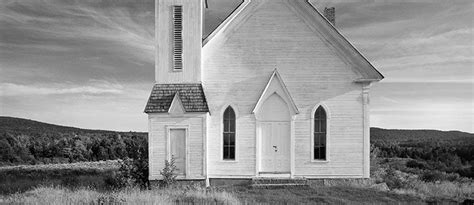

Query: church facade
<box><xmin>145</xmin><ymin>0</ymin><xmax>383</xmax><ymax>184</ymax></box>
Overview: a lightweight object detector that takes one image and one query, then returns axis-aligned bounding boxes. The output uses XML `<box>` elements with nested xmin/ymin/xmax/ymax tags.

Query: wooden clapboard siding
<box><xmin>156</xmin><ymin>0</ymin><xmax>202</xmax><ymax>83</ymax></box>
<box><xmin>207</xmin><ymin>113</ymin><xmax>257</xmax><ymax>176</ymax></box>
<box><xmin>203</xmin><ymin>0</ymin><xmax>366</xmax><ymax>177</ymax></box>
<box><xmin>148</xmin><ymin>114</ymin><xmax>206</xmax><ymax>180</ymax></box>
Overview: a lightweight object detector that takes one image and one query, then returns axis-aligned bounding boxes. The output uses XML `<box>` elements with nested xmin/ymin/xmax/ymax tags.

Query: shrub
<box><xmin>160</xmin><ymin>158</ymin><xmax>177</xmax><ymax>187</ymax></box>
<box><xmin>420</xmin><ymin>170</ymin><xmax>461</xmax><ymax>182</ymax></box>
<box><xmin>104</xmin><ymin>170</ymin><xmax>130</xmax><ymax>189</ymax></box>
<box><xmin>61</xmin><ymin>176</ymin><xmax>80</xmax><ymax>188</ymax></box>
<box><xmin>104</xmin><ymin>149</ymin><xmax>149</xmax><ymax>189</ymax></box>
<box><xmin>406</xmin><ymin>160</ymin><xmax>426</xmax><ymax>169</ymax></box>
<box><xmin>384</xmin><ymin>168</ymin><xmax>405</xmax><ymax>189</ymax></box>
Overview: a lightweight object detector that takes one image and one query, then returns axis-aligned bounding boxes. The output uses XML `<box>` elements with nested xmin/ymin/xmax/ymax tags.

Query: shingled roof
<box><xmin>144</xmin><ymin>84</ymin><xmax>209</xmax><ymax>113</ymax></box>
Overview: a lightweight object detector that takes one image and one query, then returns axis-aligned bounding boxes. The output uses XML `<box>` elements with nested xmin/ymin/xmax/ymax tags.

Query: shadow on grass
<box><xmin>0</xmin><ymin>168</ymin><xmax>114</xmax><ymax>195</ymax></box>
<box><xmin>223</xmin><ymin>185</ymin><xmax>424</xmax><ymax>204</ymax></box>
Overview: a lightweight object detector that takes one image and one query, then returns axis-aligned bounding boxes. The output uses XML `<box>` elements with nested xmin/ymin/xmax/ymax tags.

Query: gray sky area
<box><xmin>0</xmin><ymin>0</ymin><xmax>473</xmax><ymax>132</ymax></box>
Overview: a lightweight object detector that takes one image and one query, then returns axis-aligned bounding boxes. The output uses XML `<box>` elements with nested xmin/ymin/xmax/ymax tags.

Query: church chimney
<box><xmin>323</xmin><ymin>7</ymin><xmax>335</xmax><ymax>26</ymax></box>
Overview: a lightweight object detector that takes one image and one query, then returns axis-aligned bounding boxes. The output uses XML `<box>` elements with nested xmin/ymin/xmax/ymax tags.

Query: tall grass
<box><xmin>371</xmin><ymin>158</ymin><xmax>474</xmax><ymax>202</ymax></box>
<box><xmin>0</xmin><ymin>186</ymin><xmax>240</xmax><ymax>205</ymax></box>
<box><xmin>0</xmin><ymin>161</ymin><xmax>119</xmax><ymax>195</ymax></box>
<box><xmin>393</xmin><ymin>180</ymin><xmax>474</xmax><ymax>202</ymax></box>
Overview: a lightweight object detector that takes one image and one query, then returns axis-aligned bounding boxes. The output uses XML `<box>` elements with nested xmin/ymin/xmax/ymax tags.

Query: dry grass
<box><xmin>0</xmin><ymin>160</ymin><xmax>120</xmax><ymax>171</ymax></box>
<box><xmin>393</xmin><ymin>180</ymin><xmax>474</xmax><ymax>202</ymax></box>
<box><xmin>371</xmin><ymin>158</ymin><xmax>474</xmax><ymax>203</ymax></box>
<box><xmin>0</xmin><ymin>186</ymin><xmax>240</xmax><ymax>205</ymax></box>
<box><xmin>0</xmin><ymin>161</ymin><xmax>119</xmax><ymax>195</ymax></box>
<box><xmin>0</xmin><ymin>185</ymin><xmax>423</xmax><ymax>205</ymax></box>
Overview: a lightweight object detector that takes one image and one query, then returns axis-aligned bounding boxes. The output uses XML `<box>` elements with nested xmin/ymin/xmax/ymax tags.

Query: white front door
<box><xmin>169</xmin><ymin>128</ymin><xmax>186</xmax><ymax>175</ymax></box>
<box><xmin>260</xmin><ymin>121</ymin><xmax>291</xmax><ymax>173</ymax></box>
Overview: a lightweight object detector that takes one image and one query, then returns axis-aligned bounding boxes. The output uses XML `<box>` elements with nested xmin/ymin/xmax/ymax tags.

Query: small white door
<box><xmin>260</xmin><ymin>122</ymin><xmax>291</xmax><ymax>173</ymax></box>
<box><xmin>170</xmin><ymin>129</ymin><xmax>186</xmax><ymax>175</ymax></box>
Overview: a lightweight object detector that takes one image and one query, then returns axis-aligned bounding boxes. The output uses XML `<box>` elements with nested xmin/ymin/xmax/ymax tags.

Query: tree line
<box><xmin>0</xmin><ymin>132</ymin><xmax>147</xmax><ymax>166</ymax></box>
<box><xmin>373</xmin><ymin>142</ymin><xmax>473</xmax><ymax>178</ymax></box>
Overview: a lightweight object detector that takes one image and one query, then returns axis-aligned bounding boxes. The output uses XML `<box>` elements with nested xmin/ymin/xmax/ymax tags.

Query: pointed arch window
<box><xmin>314</xmin><ymin>106</ymin><xmax>327</xmax><ymax>160</ymax></box>
<box><xmin>223</xmin><ymin>106</ymin><xmax>236</xmax><ymax>160</ymax></box>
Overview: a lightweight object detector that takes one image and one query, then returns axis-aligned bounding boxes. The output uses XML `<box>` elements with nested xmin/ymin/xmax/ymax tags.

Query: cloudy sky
<box><xmin>0</xmin><ymin>0</ymin><xmax>472</xmax><ymax>132</ymax></box>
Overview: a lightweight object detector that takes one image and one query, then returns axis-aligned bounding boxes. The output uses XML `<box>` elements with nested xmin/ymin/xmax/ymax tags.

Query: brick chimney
<box><xmin>323</xmin><ymin>7</ymin><xmax>335</xmax><ymax>26</ymax></box>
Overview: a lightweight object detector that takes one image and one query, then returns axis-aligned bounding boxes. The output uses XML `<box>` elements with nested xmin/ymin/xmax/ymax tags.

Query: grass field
<box><xmin>1</xmin><ymin>160</ymin><xmax>473</xmax><ymax>204</ymax></box>
<box><xmin>0</xmin><ymin>161</ymin><xmax>119</xmax><ymax>195</ymax></box>
<box><xmin>0</xmin><ymin>185</ymin><xmax>426</xmax><ymax>204</ymax></box>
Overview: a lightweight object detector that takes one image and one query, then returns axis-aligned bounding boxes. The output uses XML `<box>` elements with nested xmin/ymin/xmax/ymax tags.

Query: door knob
<box><xmin>273</xmin><ymin>146</ymin><xmax>278</xmax><ymax>152</ymax></box>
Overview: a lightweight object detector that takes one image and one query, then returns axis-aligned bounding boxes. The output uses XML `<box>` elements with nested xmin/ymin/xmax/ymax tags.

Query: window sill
<box><xmin>310</xmin><ymin>159</ymin><xmax>330</xmax><ymax>163</ymax></box>
<box><xmin>221</xmin><ymin>160</ymin><xmax>238</xmax><ymax>163</ymax></box>
<box><xmin>172</xmin><ymin>69</ymin><xmax>183</xmax><ymax>72</ymax></box>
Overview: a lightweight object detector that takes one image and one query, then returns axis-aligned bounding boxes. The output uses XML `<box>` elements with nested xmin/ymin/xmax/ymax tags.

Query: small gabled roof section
<box><xmin>168</xmin><ymin>93</ymin><xmax>186</xmax><ymax>114</ymax></box>
<box><xmin>144</xmin><ymin>84</ymin><xmax>209</xmax><ymax>113</ymax></box>
<box><xmin>253</xmin><ymin>69</ymin><xmax>299</xmax><ymax>115</ymax></box>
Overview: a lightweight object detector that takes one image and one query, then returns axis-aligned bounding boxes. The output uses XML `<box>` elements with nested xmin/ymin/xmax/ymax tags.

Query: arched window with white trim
<box><xmin>223</xmin><ymin>106</ymin><xmax>236</xmax><ymax>160</ymax></box>
<box><xmin>314</xmin><ymin>106</ymin><xmax>327</xmax><ymax>160</ymax></box>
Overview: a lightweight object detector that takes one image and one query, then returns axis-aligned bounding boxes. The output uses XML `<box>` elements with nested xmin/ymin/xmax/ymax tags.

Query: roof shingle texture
<box><xmin>144</xmin><ymin>84</ymin><xmax>209</xmax><ymax>113</ymax></box>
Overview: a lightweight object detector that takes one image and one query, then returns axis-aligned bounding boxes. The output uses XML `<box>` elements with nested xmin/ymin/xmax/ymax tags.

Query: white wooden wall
<box><xmin>155</xmin><ymin>0</ymin><xmax>202</xmax><ymax>83</ymax></box>
<box><xmin>148</xmin><ymin>113</ymin><xmax>206</xmax><ymax>180</ymax></box>
<box><xmin>203</xmin><ymin>0</ymin><xmax>367</xmax><ymax>178</ymax></box>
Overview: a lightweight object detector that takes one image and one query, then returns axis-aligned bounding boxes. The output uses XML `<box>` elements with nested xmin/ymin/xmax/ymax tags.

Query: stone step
<box><xmin>251</xmin><ymin>183</ymin><xmax>309</xmax><ymax>189</ymax></box>
<box><xmin>251</xmin><ymin>177</ymin><xmax>309</xmax><ymax>187</ymax></box>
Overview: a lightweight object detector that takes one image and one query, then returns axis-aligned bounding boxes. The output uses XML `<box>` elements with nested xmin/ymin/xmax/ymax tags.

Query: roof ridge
<box><xmin>203</xmin><ymin>0</ymin><xmax>252</xmax><ymax>47</ymax></box>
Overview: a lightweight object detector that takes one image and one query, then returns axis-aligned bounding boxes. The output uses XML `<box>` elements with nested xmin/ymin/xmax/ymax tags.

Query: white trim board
<box><xmin>253</xmin><ymin>69</ymin><xmax>299</xmax><ymax>116</ymax></box>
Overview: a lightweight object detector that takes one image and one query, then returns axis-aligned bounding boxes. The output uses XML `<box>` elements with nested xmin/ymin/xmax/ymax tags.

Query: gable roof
<box><xmin>203</xmin><ymin>0</ymin><xmax>384</xmax><ymax>82</ymax></box>
<box><xmin>144</xmin><ymin>84</ymin><xmax>209</xmax><ymax>113</ymax></box>
<box><xmin>305</xmin><ymin>0</ymin><xmax>384</xmax><ymax>81</ymax></box>
<box><xmin>253</xmin><ymin>69</ymin><xmax>299</xmax><ymax>115</ymax></box>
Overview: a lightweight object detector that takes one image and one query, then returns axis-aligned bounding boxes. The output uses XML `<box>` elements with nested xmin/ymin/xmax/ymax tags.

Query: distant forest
<box><xmin>0</xmin><ymin>117</ymin><xmax>147</xmax><ymax>165</ymax></box>
<box><xmin>371</xmin><ymin>128</ymin><xmax>474</xmax><ymax>178</ymax></box>
<box><xmin>1</xmin><ymin>116</ymin><xmax>473</xmax><ymax>178</ymax></box>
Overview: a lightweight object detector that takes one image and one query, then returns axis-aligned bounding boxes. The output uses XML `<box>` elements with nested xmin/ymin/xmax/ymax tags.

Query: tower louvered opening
<box><xmin>173</xmin><ymin>5</ymin><xmax>183</xmax><ymax>70</ymax></box>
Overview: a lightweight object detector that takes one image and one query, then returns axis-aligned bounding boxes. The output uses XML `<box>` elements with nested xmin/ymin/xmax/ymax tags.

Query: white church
<box><xmin>145</xmin><ymin>0</ymin><xmax>383</xmax><ymax>185</ymax></box>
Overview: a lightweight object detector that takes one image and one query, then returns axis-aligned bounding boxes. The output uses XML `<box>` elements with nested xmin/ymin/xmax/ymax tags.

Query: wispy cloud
<box><xmin>324</xmin><ymin>0</ymin><xmax>474</xmax><ymax>84</ymax></box>
<box><xmin>0</xmin><ymin>80</ymin><xmax>124</xmax><ymax>96</ymax></box>
<box><xmin>0</xmin><ymin>0</ymin><xmax>155</xmax><ymax>84</ymax></box>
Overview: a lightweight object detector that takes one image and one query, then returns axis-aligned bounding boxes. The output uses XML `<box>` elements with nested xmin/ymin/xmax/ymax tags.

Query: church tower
<box><xmin>155</xmin><ymin>0</ymin><xmax>203</xmax><ymax>83</ymax></box>
<box><xmin>145</xmin><ymin>0</ymin><xmax>209</xmax><ymax>182</ymax></box>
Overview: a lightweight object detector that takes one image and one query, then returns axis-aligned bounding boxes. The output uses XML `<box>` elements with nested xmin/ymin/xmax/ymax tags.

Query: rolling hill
<box><xmin>0</xmin><ymin>116</ymin><xmax>145</xmax><ymax>136</ymax></box>
<box><xmin>371</xmin><ymin>127</ymin><xmax>473</xmax><ymax>146</ymax></box>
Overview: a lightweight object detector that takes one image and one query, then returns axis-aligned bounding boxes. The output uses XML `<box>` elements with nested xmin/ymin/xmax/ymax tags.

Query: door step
<box><xmin>258</xmin><ymin>173</ymin><xmax>291</xmax><ymax>178</ymax></box>
<box><xmin>251</xmin><ymin>177</ymin><xmax>309</xmax><ymax>188</ymax></box>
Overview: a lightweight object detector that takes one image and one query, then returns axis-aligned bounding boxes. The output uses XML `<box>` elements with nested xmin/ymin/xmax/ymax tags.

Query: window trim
<box><xmin>220</xmin><ymin>104</ymin><xmax>239</xmax><ymax>162</ymax></box>
<box><xmin>310</xmin><ymin>103</ymin><xmax>331</xmax><ymax>163</ymax></box>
